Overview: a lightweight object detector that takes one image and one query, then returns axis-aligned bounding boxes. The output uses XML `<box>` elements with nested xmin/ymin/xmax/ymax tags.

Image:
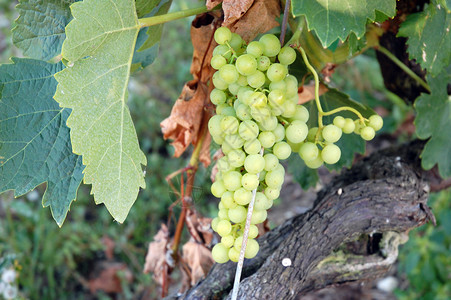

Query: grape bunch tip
<box><xmin>208</xmin><ymin>27</ymin><xmax>383</xmax><ymax>264</ymax></box>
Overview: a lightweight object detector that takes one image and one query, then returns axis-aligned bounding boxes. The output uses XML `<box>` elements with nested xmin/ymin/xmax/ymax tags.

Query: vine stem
<box><xmin>231</xmin><ymin>148</ymin><xmax>264</xmax><ymax>300</ymax></box>
<box><xmin>376</xmin><ymin>45</ymin><xmax>431</xmax><ymax>92</ymax></box>
<box><xmin>279</xmin><ymin>0</ymin><xmax>291</xmax><ymax>46</ymax></box>
<box><xmin>139</xmin><ymin>6</ymin><xmax>210</xmax><ymax>28</ymax></box>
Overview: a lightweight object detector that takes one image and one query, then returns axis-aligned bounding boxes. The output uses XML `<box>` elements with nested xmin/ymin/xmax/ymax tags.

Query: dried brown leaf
<box><xmin>222</xmin><ymin>0</ymin><xmax>254</xmax><ymax>26</ymax></box>
<box><xmin>182</xmin><ymin>241</ymin><xmax>215</xmax><ymax>285</ymax></box>
<box><xmin>228</xmin><ymin>0</ymin><xmax>281</xmax><ymax>43</ymax></box>
<box><xmin>298</xmin><ymin>83</ymin><xmax>329</xmax><ymax>104</ymax></box>
<box><xmin>143</xmin><ymin>224</ymin><xmax>170</xmax><ymax>286</ymax></box>
<box><xmin>186</xmin><ymin>209</ymin><xmax>214</xmax><ymax>247</ymax></box>
<box><xmin>206</xmin><ymin>0</ymin><xmax>223</xmax><ymax>10</ymax></box>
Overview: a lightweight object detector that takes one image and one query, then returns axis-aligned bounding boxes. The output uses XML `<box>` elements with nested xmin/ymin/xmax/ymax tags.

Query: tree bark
<box><xmin>167</xmin><ymin>141</ymin><xmax>432</xmax><ymax>299</ymax></box>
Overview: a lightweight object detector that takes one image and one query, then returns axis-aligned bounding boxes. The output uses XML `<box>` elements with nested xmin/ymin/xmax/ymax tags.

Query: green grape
<box><xmin>360</xmin><ymin>126</ymin><xmax>376</xmax><ymax>141</ymax></box>
<box><xmin>264</xmin><ymin>153</ymin><xmax>279</xmax><ymax>171</ymax></box>
<box><xmin>266</xmin><ymin>63</ymin><xmax>288</xmax><ymax>82</ymax></box>
<box><xmin>354</xmin><ymin>120</ymin><xmax>363</xmax><ymax>135</ymax></box>
<box><xmin>236</xmin><ymin>54</ymin><xmax>257</xmax><ymax>76</ymax></box>
<box><xmin>237</xmin><ymin>86</ymin><xmax>253</xmax><ymax>103</ymax></box>
<box><xmin>307</xmin><ymin>127</ymin><xmax>319</xmax><ymax>142</ymax></box>
<box><xmin>234</xmin><ymin>235</ymin><xmax>244</xmax><ymax>250</ymax></box>
<box><xmin>368</xmin><ymin>115</ymin><xmax>383</xmax><ymax>131</ymax></box>
<box><xmin>244</xmin><ymin>139</ymin><xmax>262</xmax><ymax>154</ymax></box>
<box><xmin>228</xmin><ymin>149</ymin><xmax>246</xmax><ymax>167</ymax></box>
<box><xmin>223</xmin><ymin>171</ymin><xmax>242</xmax><ymax>191</ymax></box>
<box><xmin>288</xmin><ymin>141</ymin><xmax>302</xmax><ymax>152</ymax></box>
<box><xmin>265</xmin><ymin>168</ymin><xmax>284</xmax><ymax>188</ymax></box>
<box><xmin>273</xmin><ymin>123</ymin><xmax>285</xmax><ymax>142</ymax></box>
<box><xmin>208</xmin><ymin>115</ymin><xmax>223</xmax><ymax>137</ymax></box>
<box><xmin>213</xmin><ymin>44</ymin><xmax>232</xmax><ymax>59</ymax></box>
<box><xmin>221</xmin><ymin>191</ymin><xmax>237</xmax><ymax>209</ymax></box>
<box><xmin>304</xmin><ymin>155</ymin><xmax>323</xmax><ymax>169</ymax></box>
<box><xmin>220</xmin><ymin>115</ymin><xmax>239</xmax><ymax>134</ymax></box>
<box><xmin>250</xmin><ymin>106</ymin><xmax>271</xmax><ymax>123</ymax></box>
<box><xmin>217</xmin><ymin>156</ymin><xmax>231</xmax><ymax>172</ymax></box>
<box><xmin>214</xmin><ymin>27</ymin><xmax>232</xmax><ymax>45</ymax></box>
<box><xmin>259</xmin><ymin>170</ymin><xmax>267</xmax><ymax>181</ymax></box>
<box><xmin>268</xmin><ymin>89</ymin><xmax>285</xmax><ymax>107</ymax></box>
<box><xmin>212</xmin><ymin>243</ymin><xmax>230</xmax><ymax>263</ymax></box>
<box><xmin>239</xmin><ymin>120</ymin><xmax>259</xmax><ymax>140</ymax></box>
<box><xmin>278</xmin><ymin>46</ymin><xmax>296</xmax><ymax>65</ymax></box>
<box><xmin>218</xmin><ymin>208</ymin><xmax>228</xmax><ymax>219</ymax></box>
<box><xmin>258</xmin><ymin>131</ymin><xmax>276</xmax><ymax>148</ymax></box>
<box><xmin>237</xmin><ymin>74</ymin><xmax>248</xmax><ymax>86</ymax></box>
<box><xmin>249</xmin><ymin>91</ymin><xmax>267</xmax><ymax>108</ymax></box>
<box><xmin>290</xmin><ymin>105</ymin><xmax>309</xmax><ymax>123</ymax></box>
<box><xmin>333</xmin><ymin>116</ymin><xmax>346</xmax><ymax>128</ymax></box>
<box><xmin>241</xmin><ymin>173</ymin><xmax>259</xmax><ymax>190</ymax></box>
<box><xmin>219</xmin><ymin>64</ymin><xmax>239</xmax><ymax>84</ymax></box>
<box><xmin>228</xmin><ymin>82</ymin><xmax>241</xmax><ymax>95</ymax></box>
<box><xmin>211</xmin><ymin>54</ymin><xmax>227</xmax><ymax>70</ymax></box>
<box><xmin>210</xmin><ymin>88</ymin><xmax>227</xmax><ymax>105</ymax></box>
<box><xmin>229</xmin><ymin>32</ymin><xmax>243</xmax><ymax>50</ymax></box>
<box><xmin>321</xmin><ymin>144</ymin><xmax>341</xmax><ymax>164</ymax></box>
<box><xmin>221</xmin><ymin>106</ymin><xmax>237</xmax><ymax>117</ymax></box>
<box><xmin>234</xmin><ymin>188</ymin><xmax>253</xmax><ymax>205</ymax></box>
<box><xmin>216</xmin><ymin>219</ymin><xmax>232</xmax><ymax>236</ymax></box>
<box><xmin>254</xmin><ymin>192</ymin><xmax>269</xmax><ymax>210</ymax></box>
<box><xmin>246</xmin><ymin>41</ymin><xmax>264</xmax><ymax>57</ymax></box>
<box><xmin>244</xmin><ymin>154</ymin><xmax>266</xmax><ymax>174</ymax></box>
<box><xmin>245</xmin><ymin>239</ymin><xmax>260</xmax><ymax>259</ymax></box>
<box><xmin>211</xmin><ymin>180</ymin><xmax>226</xmax><ymax>197</ymax></box>
<box><xmin>247</xmin><ymin>70</ymin><xmax>266</xmax><ymax>88</ymax></box>
<box><xmin>221</xmin><ymin>235</ymin><xmax>235</xmax><ymax>248</ymax></box>
<box><xmin>250</xmin><ymin>209</ymin><xmax>267</xmax><ymax>225</ymax></box>
<box><xmin>228</xmin><ymin>247</ymin><xmax>240</xmax><ymax>262</ymax></box>
<box><xmin>265</xmin><ymin>187</ymin><xmax>280</xmax><ymax>200</ymax></box>
<box><xmin>221</xmin><ymin>142</ymin><xmax>233</xmax><ymax>155</ymax></box>
<box><xmin>281</xmin><ymin>101</ymin><xmax>296</xmax><ymax>118</ymax></box>
<box><xmin>273</xmin><ymin>142</ymin><xmax>292</xmax><ymax>160</ymax></box>
<box><xmin>285</xmin><ymin>120</ymin><xmax>308</xmax><ymax>143</ymax></box>
<box><xmin>212</xmin><ymin>71</ymin><xmax>228</xmax><ymax>90</ymax></box>
<box><xmin>211</xmin><ymin>217</ymin><xmax>220</xmax><ymax>231</ymax></box>
<box><xmin>257</xmin><ymin>116</ymin><xmax>278</xmax><ymax>131</ymax></box>
<box><xmin>269</xmin><ymin>79</ymin><xmax>286</xmax><ymax>91</ymax></box>
<box><xmin>257</xmin><ymin>55</ymin><xmax>271</xmax><ymax>71</ymax></box>
<box><xmin>249</xmin><ymin>225</ymin><xmax>259</xmax><ymax>239</ymax></box>
<box><xmin>322</xmin><ymin>124</ymin><xmax>342</xmax><ymax>143</ymax></box>
<box><xmin>284</xmin><ymin>75</ymin><xmax>299</xmax><ymax>98</ymax></box>
<box><xmin>299</xmin><ymin>142</ymin><xmax>319</xmax><ymax>162</ymax></box>
<box><xmin>259</xmin><ymin>34</ymin><xmax>281</xmax><ymax>57</ymax></box>
<box><xmin>228</xmin><ymin>205</ymin><xmax>247</xmax><ymax>223</ymax></box>
<box><xmin>235</xmin><ymin>103</ymin><xmax>252</xmax><ymax>121</ymax></box>
<box><xmin>342</xmin><ymin>118</ymin><xmax>355</xmax><ymax>134</ymax></box>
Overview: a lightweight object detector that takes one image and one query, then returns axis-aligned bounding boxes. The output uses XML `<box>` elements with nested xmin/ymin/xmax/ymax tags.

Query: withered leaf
<box><xmin>143</xmin><ymin>224</ymin><xmax>170</xmax><ymax>286</ymax></box>
<box><xmin>182</xmin><ymin>240</ymin><xmax>215</xmax><ymax>285</ymax></box>
<box><xmin>206</xmin><ymin>0</ymin><xmax>223</xmax><ymax>10</ymax></box>
<box><xmin>298</xmin><ymin>83</ymin><xmax>329</xmax><ymax>104</ymax></box>
<box><xmin>222</xmin><ymin>0</ymin><xmax>254</xmax><ymax>26</ymax></box>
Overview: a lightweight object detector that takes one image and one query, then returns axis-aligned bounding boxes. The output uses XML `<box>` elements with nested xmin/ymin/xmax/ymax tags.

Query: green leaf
<box><xmin>286</xmin><ymin>154</ymin><xmax>319</xmax><ymax>189</ymax></box>
<box><xmin>135</xmin><ymin>0</ymin><xmax>160</xmax><ymax>18</ymax></box>
<box><xmin>54</xmin><ymin>0</ymin><xmax>147</xmax><ymax>223</ymax></box>
<box><xmin>397</xmin><ymin>1</ymin><xmax>451</xmax><ymax>76</ymax></box>
<box><xmin>0</xmin><ymin>58</ymin><xmax>84</xmax><ymax>226</ymax></box>
<box><xmin>414</xmin><ymin>69</ymin><xmax>451</xmax><ymax>178</ymax></box>
<box><xmin>292</xmin><ymin>0</ymin><xmax>396</xmax><ymax>47</ymax></box>
<box><xmin>12</xmin><ymin>0</ymin><xmax>77</xmax><ymax>61</ymax></box>
<box><xmin>138</xmin><ymin>0</ymin><xmax>172</xmax><ymax>52</ymax></box>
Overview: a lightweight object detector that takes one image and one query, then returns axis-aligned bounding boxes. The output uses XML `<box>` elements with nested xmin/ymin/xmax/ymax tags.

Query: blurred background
<box><xmin>0</xmin><ymin>0</ymin><xmax>449</xmax><ymax>299</ymax></box>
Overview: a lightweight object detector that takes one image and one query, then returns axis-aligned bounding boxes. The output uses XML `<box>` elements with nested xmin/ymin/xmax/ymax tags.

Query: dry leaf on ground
<box><xmin>182</xmin><ymin>240</ymin><xmax>215</xmax><ymax>285</ymax></box>
<box><xmin>143</xmin><ymin>224</ymin><xmax>170</xmax><ymax>286</ymax></box>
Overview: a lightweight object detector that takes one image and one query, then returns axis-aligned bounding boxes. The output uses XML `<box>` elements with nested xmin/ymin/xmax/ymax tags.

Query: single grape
<box><xmin>299</xmin><ymin>142</ymin><xmax>319</xmax><ymax>162</ymax></box>
<box><xmin>228</xmin><ymin>247</ymin><xmax>240</xmax><ymax>262</ymax></box>
<box><xmin>321</xmin><ymin>144</ymin><xmax>341</xmax><ymax>164</ymax></box>
<box><xmin>214</xmin><ymin>27</ymin><xmax>232</xmax><ymax>45</ymax></box>
<box><xmin>266</xmin><ymin>63</ymin><xmax>288</xmax><ymax>82</ymax></box>
<box><xmin>250</xmin><ymin>209</ymin><xmax>267</xmax><ymax>225</ymax></box>
<box><xmin>273</xmin><ymin>142</ymin><xmax>292</xmax><ymax>160</ymax></box>
<box><xmin>268</xmin><ymin>89</ymin><xmax>286</xmax><ymax>107</ymax></box>
<box><xmin>223</xmin><ymin>171</ymin><xmax>242</xmax><ymax>191</ymax></box>
<box><xmin>212</xmin><ymin>71</ymin><xmax>228</xmax><ymax>90</ymax></box>
<box><xmin>273</xmin><ymin>123</ymin><xmax>285</xmax><ymax>142</ymax></box>
<box><xmin>249</xmin><ymin>91</ymin><xmax>267</xmax><ymax>108</ymax></box>
<box><xmin>211</xmin><ymin>180</ymin><xmax>226</xmax><ymax>197</ymax></box>
<box><xmin>245</xmin><ymin>239</ymin><xmax>260</xmax><ymax>259</ymax></box>
<box><xmin>246</xmin><ymin>41</ymin><xmax>264</xmax><ymax>57</ymax></box>
<box><xmin>221</xmin><ymin>235</ymin><xmax>235</xmax><ymax>248</ymax></box>
<box><xmin>228</xmin><ymin>205</ymin><xmax>247</xmax><ymax>223</ymax></box>
<box><xmin>228</xmin><ymin>149</ymin><xmax>246</xmax><ymax>167</ymax></box>
<box><xmin>241</xmin><ymin>173</ymin><xmax>259</xmax><ymax>190</ymax></box>
<box><xmin>257</xmin><ymin>116</ymin><xmax>278</xmax><ymax>131</ymax></box>
<box><xmin>208</xmin><ymin>115</ymin><xmax>223</xmax><ymax>138</ymax></box>
<box><xmin>218</xmin><ymin>208</ymin><xmax>228</xmax><ymax>220</ymax></box>
<box><xmin>212</xmin><ymin>243</ymin><xmax>230</xmax><ymax>263</ymax></box>
<box><xmin>244</xmin><ymin>139</ymin><xmax>262</xmax><ymax>154</ymax></box>
<box><xmin>265</xmin><ymin>168</ymin><xmax>284</xmax><ymax>188</ymax></box>
<box><xmin>368</xmin><ymin>115</ymin><xmax>383</xmax><ymax>131</ymax></box>
<box><xmin>284</xmin><ymin>75</ymin><xmax>299</xmax><ymax>98</ymax></box>
<box><xmin>229</xmin><ymin>32</ymin><xmax>243</xmax><ymax>50</ymax></box>
<box><xmin>211</xmin><ymin>54</ymin><xmax>227</xmax><ymax>70</ymax></box>
<box><xmin>221</xmin><ymin>191</ymin><xmax>237</xmax><ymax>209</ymax></box>
<box><xmin>360</xmin><ymin>126</ymin><xmax>376</xmax><ymax>141</ymax></box>
<box><xmin>333</xmin><ymin>116</ymin><xmax>346</xmax><ymax>128</ymax></box>
<box><xmin>220</xmin><ymin>115</ymin><xmax>239</xmax><ymax>134</ymax></box>
<box><xmin>236</xmin><ymin>54</ymin><xmax>257</xmax><ymax>76</ymax></box>
<box><xmin>290</xmin><ymin>105</ymin><xmax>309</xmax><ymax>123</ymax></box>
<box><xmin>239</xmin><ymin>120</ymin><xmax>259</xmax><ymax>140</ymax></box>
<box><xmin>234</xmin><ymin>188</ymin><xmax>253</xmax><ymax>205</ymax></box>
<box><xmin>216</xmin><ymin>219</ymin><xmax>232</xmax><ymax>236</ymax></box>
<box><xmin>322</xmin><ymin>124</ymin><xmax>342</xmax><ymax>143</ymax></box>
<box><xmin>258</xmin><ymin>131</ymin><xmax>276</xmax><ymax>148</ymax></box>
<box><xmin>247</xmin><ymin>70</ymin><xmax>266</xmax><ymax>88</ymax></box>
<box><xmin>354</xmin><ymin>120</ymin><xmax>363</xmax><ymax>135</ymax></box>
<box><xmin>213</xmin><ymin>44</ymin><xmax>232</xmax><ymax>59</ymax></box>
<box><xmin>259</xmin><ymin>34</ymin><xmax>281</xmax><ymax>57</ymax></box>
<box><xmin>219</xmin><ymin>64</ymin><xmax>239</xmax><ymax>84</ymax></box>
<box><xmin>228</xmin><ymin>82</ymin><xmax>241</xmax><ymax>95</ymax></box>
<box><xmin>304</xmin><ymin>155</ymin><xmax>324</xmax><ymax>169</ymax></box>
<box><xmin>210</xmin><ymin>88</ymin><xmax>227</xmax><ymax>105</ymax></box>
<box><xmin>265</xmin><ymin>187</ymin><xmax>281</xmax><ymax>200</ymax></box>
<box><xmin>285</xmin><ymin>120</ymin><xmax>308</xmax><ymax>143</ymax></box>
<box><xmin>249</xmin><ymin>225</ymin><xmax>259</xmax><ymax>239</ymax></box>
<box><xmin>254</xmin><ymin>192</ymin><xmax>269</xmax><ymax>210</ymax></box>
<box><xmin>281</xmin><ymin>101</ymin><xmax>296</xmax><ymax>118</ymax></box>
<box><xmin>250</xmin><ymin>106</ymin><xmax>271</xmax><ymax>123</ymax></box>
<box><xmin>278</xmin><ymin>46</ymin><xmax>297</xmax><ymax>65</ymax></box>
<box><xmin>235</xmin><ymin>103</ymin><xmax>252</xmax><ymax>121</ymax></box>
<box><xmin>264</xmin><ymin>153</ymin><xmax>279</xmax><ymax>171</ymax></box>
<box><xmin>217</xmin><ymin>156</ymin><xmax>231</xmax><ymax>172</ymax></box>
<box><xmin>257</xmin><ymin>55</ymin><xmax>271</xmax><ymax>71</ymax></box>
<box><xmin>211</xmin><ymin>217</ymin><xmax>219</xmax><ymax>231</ymax></box>
<box><xmin>244</xmin><ymin>154</ymin><xmax>265</xmax><ymax>174</ymax></box>
<box><xmin>342</xmin><ymin>118</ymin><xmax>355</xmax><ymax>134</ymax></box>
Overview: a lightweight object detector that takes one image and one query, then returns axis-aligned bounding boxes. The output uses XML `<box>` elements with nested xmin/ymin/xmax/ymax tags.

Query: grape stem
<box><xmin>376</xmin><ymin>45</ymin><xmax>431</xmax><ymax>93</ymax></box>
<box><xmin>139</xmin><ymin>5</ymin><xmax>212</xmax><ymax>28</ymax></box>
<box><xmin>231</xmin><ymin>148</ymin><xmax>264</xmax><ymax>300</ymax></box>
<box><xmin>279</xmin><ymin>0</ymin><xmax>292</xmax><ymax>46</ymax></box>
<box><xmin>296</xmin><ymin>46</ymin><xmax>366</xmax><ymax>137</ymax></box>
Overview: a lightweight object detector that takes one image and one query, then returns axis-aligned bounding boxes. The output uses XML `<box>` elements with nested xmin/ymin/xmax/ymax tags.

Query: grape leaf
<box><xmin>291</xmin><ymin>0</ymin><xmax>396</xmax><ymax>47</ymax></box>
<box><xmin>286</xmin><ymin>154</ymin><xmax>319</xmax><ymax>190</ymax></box>
<box><xmin>0</xmin><ymin>58</ymin><xmax>84</xmax><ymax>226</ymax></box>
<box><xmin>414</xmin><ymin>68</ymin><xmax>451</xmax><ymax>178</ymax></box>
<box><xmin>12</xmin><ymin>0</ymin><xmax>77</xmax><ymax>61</ymax></box>
<box><xmin>54</xmin><ymin>0</ymin><xmax>147</xmax><ymax>223</ymax></box>
<box><xmin>397</xmin><ymin>1</ymin><xmax>451</xmax><ymax>76</ymax></box>
<box><xmin>138</xmin><ymin>0</ymin><xmax>172</xmax><ymax>52</ymax></box>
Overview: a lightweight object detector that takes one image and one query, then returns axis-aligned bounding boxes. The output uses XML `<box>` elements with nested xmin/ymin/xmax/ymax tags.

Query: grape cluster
<box><xmin>208</xmin><ymin>27</ymin><xmax>383</xmax><ymax>264</ymax></box>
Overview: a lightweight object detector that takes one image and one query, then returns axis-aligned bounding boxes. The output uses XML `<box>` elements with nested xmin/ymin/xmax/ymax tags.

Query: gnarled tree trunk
<box><xmin>168</xmin><ymin>141</ymin><xmax>433</xmax><ymax>299</ymax></box>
